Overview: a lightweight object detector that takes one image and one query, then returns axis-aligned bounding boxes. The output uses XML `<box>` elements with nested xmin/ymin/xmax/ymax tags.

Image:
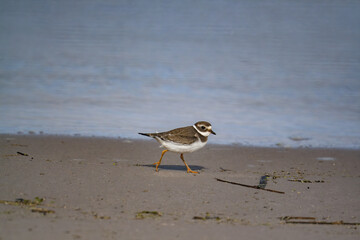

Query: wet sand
<box><xmin>0</xmin><ymin>134</ymin><xmax>359</xmax><ymax>239</ymax></box>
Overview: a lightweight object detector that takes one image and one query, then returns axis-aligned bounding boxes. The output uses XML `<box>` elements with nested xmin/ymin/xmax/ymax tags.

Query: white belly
<box><xmin>160</xmin><ymin>139</ymin><xmax>207</xmax><ymax>153</ymax></box>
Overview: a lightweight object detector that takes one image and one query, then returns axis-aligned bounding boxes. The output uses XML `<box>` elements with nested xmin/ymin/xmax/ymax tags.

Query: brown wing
<box><xmin>157</xmin><ymin>126</ymin><xmax>198</xmax><ymax>145</ymax></box>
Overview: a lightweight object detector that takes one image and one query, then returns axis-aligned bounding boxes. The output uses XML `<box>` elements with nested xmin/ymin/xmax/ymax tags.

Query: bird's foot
<box><xmin>153</xmin><ymin>162</ymin><xmax>161</xmax><ymax>172</ymax></box>
<box><xmin>187</xmin><ymin>168</ymin><xmax>200</xmax><ymax>174</ymax></box>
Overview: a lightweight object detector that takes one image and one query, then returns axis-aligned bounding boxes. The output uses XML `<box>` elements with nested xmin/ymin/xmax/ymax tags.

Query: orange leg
<box><xmin>180</xmin><ymin>153</ymin><xmax>199</xmax><ymax>174</ymax></box>
<box><xmin>153</xmin><ymin>149</ymin><xmax>168</xmax><ymax>172</ymax></box>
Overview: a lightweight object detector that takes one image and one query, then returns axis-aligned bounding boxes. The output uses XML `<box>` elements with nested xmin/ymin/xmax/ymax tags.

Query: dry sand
<box><xmin>0</xmin><ymin>134</ymin><xmax>359</xmax><ymax>240</ymax></box>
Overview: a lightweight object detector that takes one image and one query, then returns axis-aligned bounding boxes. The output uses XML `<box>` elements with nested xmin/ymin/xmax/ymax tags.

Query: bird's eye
<box><xmin>201</xmin><ymin>126</ymin><xmax>206</xmax><ymax>130</ymax></box>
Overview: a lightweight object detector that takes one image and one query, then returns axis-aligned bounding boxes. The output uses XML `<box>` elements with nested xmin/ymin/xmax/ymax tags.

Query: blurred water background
<box><xmin>0</xmin><ymin>0</ymin><xmax>359</xmax><ymax>148</ymax></box>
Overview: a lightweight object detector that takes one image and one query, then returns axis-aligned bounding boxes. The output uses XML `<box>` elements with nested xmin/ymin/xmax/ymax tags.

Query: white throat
<box><xmin>193</xmin><ymin>125</ymin><xmax>211</xmax><ymax>137</ymax></box>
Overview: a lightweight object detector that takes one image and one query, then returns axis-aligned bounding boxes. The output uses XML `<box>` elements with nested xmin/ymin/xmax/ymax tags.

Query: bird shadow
<box><xmin>136</xmin><ymin>164</ymin><xmax>205</xmax><ymax>172</ymax></box>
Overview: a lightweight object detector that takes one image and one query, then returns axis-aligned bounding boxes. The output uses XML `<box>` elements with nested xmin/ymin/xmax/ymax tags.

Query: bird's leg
<box><xmin>180</xmin><ymin>153</ymin><xmax>199</xmax><ymax>174</ymax></box>
<box><xmin>153</xmin><ymin>149</ymin><xmax>168</xmax><ymax>172</ymax></box>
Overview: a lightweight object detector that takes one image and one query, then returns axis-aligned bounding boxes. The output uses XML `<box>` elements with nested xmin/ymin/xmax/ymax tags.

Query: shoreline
<box><xmin>1</xmin><ymin>134</ymin><xmax>359</xmax><ymax>239</ymax></box>
<box><xmin>2</xmin><ymin>133</ymin><xmax>359</xmax><ymax>151</ymax></box>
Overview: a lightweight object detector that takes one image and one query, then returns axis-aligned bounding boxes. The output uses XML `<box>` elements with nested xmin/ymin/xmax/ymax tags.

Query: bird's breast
<box><xmin>160</xmin><ymin>138</ymin><xmax>207</xmax><ymax>153</ymax></box>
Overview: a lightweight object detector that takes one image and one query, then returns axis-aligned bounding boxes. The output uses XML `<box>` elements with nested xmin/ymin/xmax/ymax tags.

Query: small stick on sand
<box><xmin>17</xmin><ymin>151</ymin><xmax>29</xmax><ymax>156</ymax></box>
<box><xmin>215</xmin><ymin>178</ymin><xmax>285</xmax><ymax>194</ymax></box>
<box><xmin>280</xmin><ymin>216</ymin><xmax>360</xmax><ymax>225</ymax></box>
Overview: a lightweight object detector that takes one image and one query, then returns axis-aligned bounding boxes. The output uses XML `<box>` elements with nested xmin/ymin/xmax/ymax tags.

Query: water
<box><xmin>1</xmin><ymin>0</ymin><xmax>360</xmax><ymax>148</ymax></box>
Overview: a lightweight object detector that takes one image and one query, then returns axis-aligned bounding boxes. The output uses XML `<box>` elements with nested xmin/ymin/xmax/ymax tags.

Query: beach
<box><xmin>0</xmin><ymin>134</ymin><xmax>359</xmax><ymax>239</ymax></box>
<box><xmin>1</xmin><ymin>1</ymin><xmax>359</xmax><ymax>239</ymax></box>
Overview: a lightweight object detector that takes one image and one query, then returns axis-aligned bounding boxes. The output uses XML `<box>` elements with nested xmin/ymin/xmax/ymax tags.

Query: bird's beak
<box><xmin>210</xmin><ymin>130</ymin><xmax>216</xmax><ymax>135</ymax></box>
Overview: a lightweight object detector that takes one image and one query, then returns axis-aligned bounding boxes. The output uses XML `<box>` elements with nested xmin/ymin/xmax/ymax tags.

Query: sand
<box><xmin>0</xmin><ymin>134</ymin><xmax>359</xmax><ymax>240</ymax></box>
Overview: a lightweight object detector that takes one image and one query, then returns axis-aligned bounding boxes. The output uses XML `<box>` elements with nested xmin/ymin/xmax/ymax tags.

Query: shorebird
<box><xmin>139</xmin><ymin>121</ymin><xmax>216</xmax><ymax>173</ymax></box>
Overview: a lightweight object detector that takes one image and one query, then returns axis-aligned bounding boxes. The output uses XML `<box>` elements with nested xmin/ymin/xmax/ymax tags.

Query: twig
<box><xmin>285</xmin><ymin>220</ymin><xmax>360</xmax><ymax>225</ymax></box>
<box><xmin>30</xmin><ymin>207</ymin><xmax>55</xmax><ymax>215</ymax></box>
<box><xmin>219</xmin><ymin>167</ymin><xmax>232</xmax><ymax>172</ymax></box>
<box><xmin>280</xmin><ymin>216</ymin><xmax>360</xmax><ymax>225</ymax></box>
<box><xmin>215</xmin><ymin>178</ymin><xmax>285</xmax><ymax>194</ymax></box>
<box><xmin>280</xmin><ymin>216</ymin><xmax>316</xmax><ymax>221</ymax></box>
<box><xmin>17</xmin><ymin>151</ymin><xmax>29</xmax><ymax>156</ymax></box>
<box><xmin>288</xmin><ymin>179</ymin><xmax>325</xmax><ymax>183</ymax></box>
<box><xmin>286</xmin><ymin>221</ymin><xmax>360</xmax><ymax>225</ymax></box>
